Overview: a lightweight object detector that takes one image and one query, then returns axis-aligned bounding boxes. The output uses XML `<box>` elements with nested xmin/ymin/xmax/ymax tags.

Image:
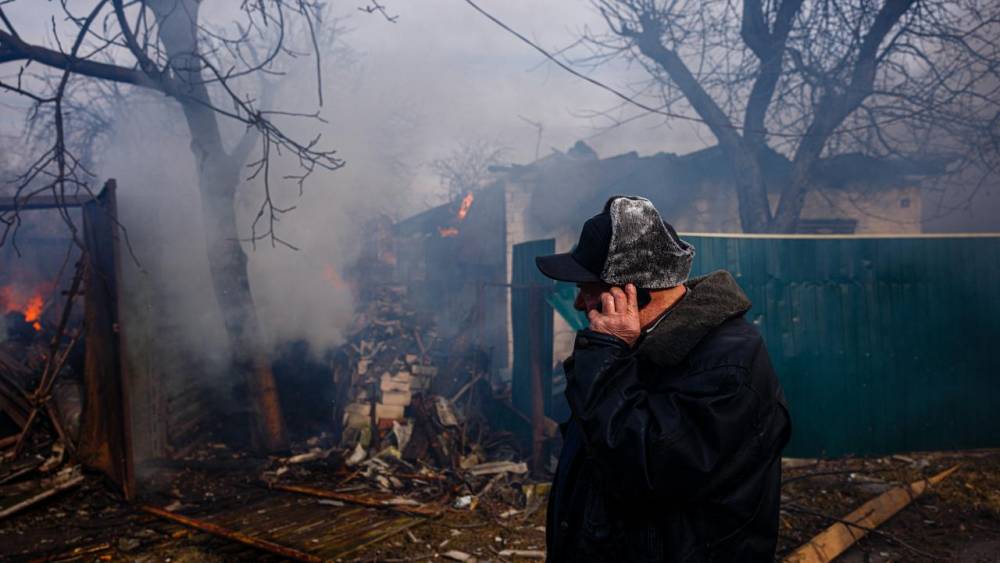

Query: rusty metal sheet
<box><xmin>77</xmin><ymin>181</ymin><xmax>135</xmax><ymax>499</ymax></box>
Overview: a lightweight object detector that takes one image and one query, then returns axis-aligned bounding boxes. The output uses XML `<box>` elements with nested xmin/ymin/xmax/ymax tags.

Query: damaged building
<box><xmin>382</xmin><ymin>141</ymin><xmax>939</xmax><ymax>428</ymax></box>
<box><xmin>0</xmin><ymin>144</ymin><xmax>997</xmax><ymax>561</ymax></box>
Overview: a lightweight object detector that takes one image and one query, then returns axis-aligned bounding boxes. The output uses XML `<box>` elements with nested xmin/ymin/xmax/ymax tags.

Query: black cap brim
<box><xmin>535</xmin><ymin>253</ymin><xmax>602</xmax><ymax>283</ymax></box>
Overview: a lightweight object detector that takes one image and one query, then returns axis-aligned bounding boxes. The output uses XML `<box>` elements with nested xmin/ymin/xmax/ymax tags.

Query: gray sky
<box><xmin>316</xmin><ymin>0</ymin><xmax>712</xmax><ymax>195</ymax></box>
<box><xmin>0</xmin><ymin>1</ymin><xmax>713</xmax><ymax>206</ymax></box>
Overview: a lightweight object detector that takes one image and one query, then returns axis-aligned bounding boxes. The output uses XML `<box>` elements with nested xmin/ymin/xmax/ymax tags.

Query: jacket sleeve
<box><xmin>564</xmin><ymin>329</ymin><xmax>765</xmax><ymax>502</ymax></box>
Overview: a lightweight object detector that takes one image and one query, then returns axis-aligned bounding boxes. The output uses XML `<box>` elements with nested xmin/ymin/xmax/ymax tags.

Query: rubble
<box><xmin>0</xmin><ymin>465</ymin><xmax>84</xmax><ymax>520</ymax></box>
<box><xmin>332</xmin><ymin>283</ymin><xmax>531</xmax><ymax>490</ymax></box>
<box><xmin>139</xmin><ymin>504</ymin><xmax>325</xmax><ymax>563</ymax></box>
<box><xmin>337</xmin><ymin>285</ymin><xmax>443</xmax><ymax>455</ymax></box>
<box><xmin>443</xmin><ymin>549</ymin><xmax>475</xmax><ymax>561</ymax></box>
<box><xmin>466</xmin><ymin>460</ymin><xmax>529</xmax><ymax>477</ymax></box>
<box><xmin>784</xmin><ymin>465</ymin><xmax>960</xmax><ymax>562</ymax></box>
<box><xmin>0</xmin><ymin>445</ymin><xmax>996</xmax><ymax>561</ymax></box>
<box><xmin>498</xmin><ymin>549</ymin><xmax>546</xmax><ymax>558</ymax></box>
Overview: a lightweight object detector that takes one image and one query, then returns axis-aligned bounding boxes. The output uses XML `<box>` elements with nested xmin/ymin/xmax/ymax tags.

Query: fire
<box><xmin>23</xmin><ymin>294</ymin><xmax>43</xmax><ymax>331</ymax></box>
<box><xmin>456</xmin><ymin>192</ymin><xmax>474</xmax><ymax>221</ymax></box>
<box><xmin>0</xmin><ymin>285</ymin><xmax>46</xmax><ymax>331</ymax></box>
<box><xmin>437</xmin><ymin>192</ymin><xmax>475</xmax><ymax>237</ymax></box>
<box><xmin>322</xmin><ymin>264</ymin><xmax>348</xmax><ymax>289</ymax></box>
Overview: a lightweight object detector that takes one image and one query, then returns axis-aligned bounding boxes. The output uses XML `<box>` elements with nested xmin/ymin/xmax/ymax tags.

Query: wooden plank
<box><xmin>784</xmin><ymin>465</ymin><xmax>959</xmax><ymax>563</ymax></box>
<box><xmin>269</xmin><ymin>483</ymin><xmax>444</xmax><ymax>517</ymax></box>
<box><xmin>0</xmin><ymin>468</ymin><xmax>84</xmax><ymax>520</ymax></box>
<box><xmin>191</xmin><ymin>491</ymin><xmax>427</xmax><ymax>558</ymax></box>
<box><xmin>323</xmin><ymin>516</ymin><xmax>424</xmax><ymax>559</ymax></box>
<box><xmin>139</xmin><ymin>505</ymin><xmax>324</xmax><ymax>563</ymax></box>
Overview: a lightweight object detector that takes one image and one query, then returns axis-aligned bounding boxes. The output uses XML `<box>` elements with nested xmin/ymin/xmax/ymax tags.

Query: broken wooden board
<box><xmin>0</xmin><ymin>466</ymin><xmax>84</xmax><ymax>520</ymax></box>
<box><xmin>269</xmin><ymin>482</ymin><xmax>444</xmax><ymax>517</ymax></box>
<box><xmin>465</xmin><ymin>460</ymin><xmax>529</xmax><ymax>477</ymax></box>
<box><xmin>784</xmin><ymin>464</ymin><xmax>959</xmax><ymax>563</ymax></box>
<box><xmin>140</xmin><ymin>504</ymin><xmax>324</xmax><ymax>563</ymax></box>
<box><xmin>207</xmin><ymin>492</ymin><xmax>427</xmax><ymax>559</ymax></box>
<box><xmin>136</xmin><ymin>489</ymin><xmax>430</xmax><ymax>560</ymax></box>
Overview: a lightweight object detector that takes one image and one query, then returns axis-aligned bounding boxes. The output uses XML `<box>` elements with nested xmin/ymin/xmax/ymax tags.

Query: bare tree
<box><xmin>0</xmin><ymin>1</ymin><xmax>349</xmax><ymax>449</ymax></box>
<box><xmin>582</xmin><ymin>0</ymin><xmax>1000</xmax><ymax>232</ymax></box>
<box><xmin>430</xmin><ymin>139</ymin><xmax>510</xmax><ymax>201</ymax></box>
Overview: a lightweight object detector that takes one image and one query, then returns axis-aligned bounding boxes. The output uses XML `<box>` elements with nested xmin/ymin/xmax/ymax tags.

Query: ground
<box><xmin>778</xmin><ymin>449</ymin><xmax>1000</xmax><ymax>562</ymax></box>
<box><xmin>1</xmin><ymin>448</ymin><xmax>998</xmax><ymax>562</ymax></box>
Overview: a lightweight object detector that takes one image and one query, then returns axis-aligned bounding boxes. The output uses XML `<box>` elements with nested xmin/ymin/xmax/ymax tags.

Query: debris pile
<box><xmin>334</xmin><ymin>284</ymin><xmax>492</xmax><ymax>471</ymax></box>
<box><xmin>337</xmin><ymin>285</ymin><xmax>428</xmax><ymax>450</ymax></box>
<box><xmin>1</xmin><ymin>270</ymin><xmax>85</xmax><ymax>500</ymax></box>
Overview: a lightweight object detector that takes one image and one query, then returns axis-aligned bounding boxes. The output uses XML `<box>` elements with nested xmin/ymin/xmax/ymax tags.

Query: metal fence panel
<box><xmin>511</xmin><ymin>239</ymin><xmax>555</xmax><ymax>419</ymax></box>
<box><xmin>686</xmin><ymin>234</ymin><xmax>1000</xmax><ymax>457</ymax></box>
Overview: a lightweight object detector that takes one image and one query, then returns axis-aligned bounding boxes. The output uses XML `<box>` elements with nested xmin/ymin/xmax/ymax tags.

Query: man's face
<box><xmin>574</xmin><ymin>282</ymin><xmax>611</xmax><ymax>313</ymax></box>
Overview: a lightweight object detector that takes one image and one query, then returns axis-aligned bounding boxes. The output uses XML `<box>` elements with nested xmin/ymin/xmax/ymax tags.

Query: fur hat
<box><xmin>536</xmin><ymin>195</ymin><xmax>695</xmax><ymax>289</ymax></box>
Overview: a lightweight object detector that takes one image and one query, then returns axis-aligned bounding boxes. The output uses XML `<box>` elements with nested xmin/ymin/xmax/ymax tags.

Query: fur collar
<box><xmin>637</xmin><ymin>270</ymin><xmax>751</xmax><ymax>366</ymax></box>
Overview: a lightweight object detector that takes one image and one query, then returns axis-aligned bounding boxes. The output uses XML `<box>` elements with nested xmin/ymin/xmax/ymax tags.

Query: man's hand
<box><xmin>587</xmin><ymin>283</ymin><xmax>641</xmax><ymax>348</ymax></box>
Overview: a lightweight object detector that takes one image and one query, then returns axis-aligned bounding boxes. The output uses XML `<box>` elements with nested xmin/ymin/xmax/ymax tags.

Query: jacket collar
<box><xmin>637</xmin><ymin>270</ymin><xmax>751</xmax><ymax>366</ymax></box>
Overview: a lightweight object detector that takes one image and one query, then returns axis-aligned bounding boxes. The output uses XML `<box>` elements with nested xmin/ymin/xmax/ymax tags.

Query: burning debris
<box><xmin>438</xmin><ymin>191</ymin><xmax>476</xmax><ymax>238</ymax></box>
<box><xmin>1</xmin><ymin>283</ymin><xmax>49</xmax><ymax>333</ymax></box>
<box><xmin>0</xmin><ymin>267</ymin><xmax>85</xmax><ymax>459</ymax></box>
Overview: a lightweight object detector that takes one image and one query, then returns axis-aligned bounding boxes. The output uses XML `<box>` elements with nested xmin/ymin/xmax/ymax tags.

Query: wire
<box><xmin>460</xmin><ymin>0</ymin><xmax>928</xmax><ymax>141</ymax></box>
<box><xmin>461</xmin><ymin>0</ymin><xmax>711</xmax><ymax>129</ymax></box>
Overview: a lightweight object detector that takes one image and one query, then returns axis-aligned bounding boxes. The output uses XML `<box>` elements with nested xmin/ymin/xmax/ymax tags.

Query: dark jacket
<box><xmin>547</xmin><ymin>271</ymin><xmax>791</xmax><ymax>562</ymax></box>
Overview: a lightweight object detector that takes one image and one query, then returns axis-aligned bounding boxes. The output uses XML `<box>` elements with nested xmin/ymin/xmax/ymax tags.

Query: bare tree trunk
<box><xmin>769</xmin><ymin>0</ymin><xmax>915</xmax><ymax>232</ymax></box>
<box><xmin>729</xmin><ymin>149</ymin><xmax>772</xmax><ymax>233</ymax></box>
<box><xmin>151</xmin><ymin>0</ymin><xmax>286</xmax><ymax>451</ymax></box>
<box><xmin>632</xmin><ymin>28</ymin><xmax>773</xmax><ymax>232</ymax></box>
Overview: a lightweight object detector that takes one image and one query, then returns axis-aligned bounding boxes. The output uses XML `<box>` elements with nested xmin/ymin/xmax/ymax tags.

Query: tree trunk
<box><xmin>632</xmin><ymin>29</ymin><xmax>773</xmax><ymax>233</ymax></box>
<box><xmin>729</xmin><ymin>148</ymin><xmax>773</xmax><ymax>233</ymax></box>
<box><xmin>151</xmin><ymin>0</ymin><xmax>286</xmax><ymax>451</ymax></box>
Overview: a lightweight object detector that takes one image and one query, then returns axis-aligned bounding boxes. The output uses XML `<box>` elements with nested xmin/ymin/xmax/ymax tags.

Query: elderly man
<box><xmin>536</xmin><ymin>196</ymin><xmax>791</xmax><ymax>562</ymax></box>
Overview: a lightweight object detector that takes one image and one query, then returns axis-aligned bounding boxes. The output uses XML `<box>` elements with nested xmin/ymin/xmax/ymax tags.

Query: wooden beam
<box><xmin>784</xmin><ymin>465</ymin><xmax>959</xmax><ymax>562</ymax></box>
<box><xmin>139</xmin><ymin>505</ymin><xmax>324</xmax><ymax>563</ymax></box>
<box><xmin>268</xmin><ymin>483</ymin><xmax>444</xmax><ymax>517</ymax></box>
<box><xmin>0</xmin><ymin>194</ymin><xmax>96</xmax><ymax>212</ymax></box>
<box><xmin>0</xmin><ymin>468</ymin><xmax>85</xmax><ymax>520</ymax></box>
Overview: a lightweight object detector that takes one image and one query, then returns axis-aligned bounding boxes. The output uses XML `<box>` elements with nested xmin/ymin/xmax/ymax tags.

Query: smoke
<box><xmin>8</xmin><ymin>0</ymin><xmax>1000</xmax><ymax>379</ymax></box>
<box><xmin>100</xmin><ymin>2</ymin><xmax>672</xmax><ymax>367</ymax></box>
<box><xmin>100</xmin><ymin>54</ymin><xmax>424</xmax><ymax>369</ymax></box>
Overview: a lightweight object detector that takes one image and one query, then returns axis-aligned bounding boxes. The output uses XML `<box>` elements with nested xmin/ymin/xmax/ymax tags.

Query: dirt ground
<box><xmin>778</xmin><ymin>449</ymin><xmax>1000</xmax><ymax>562</ymax></box>
<box><xmin>1</xmin><ymin>448</ymin><xmax>998</xmax><ymax>562</ymax></box>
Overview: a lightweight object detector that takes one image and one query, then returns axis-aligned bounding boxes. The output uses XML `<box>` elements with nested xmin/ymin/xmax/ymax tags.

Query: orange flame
<box><xmin>1</xmin><ymin>285</ymin><xmax>46</xmax><ymax>331</ymax></box>
<box><xmin>322</xmin><ymin>264</ymin><xmax>348</xmax><ymax>289</ymax></box>
<box><xmin>457</xmin><ymin>192</ymin><xmax>474</xmax><ymax>221</ymax></box>
<box><xmin>24</xmin><ymin>294</ymin><xmax>43</xmax><ymax>331</ymax></box>
<box><xmin>436</xmin><ymin>192</ymin><xmax>475</xmax><ymax>237</ymax></box>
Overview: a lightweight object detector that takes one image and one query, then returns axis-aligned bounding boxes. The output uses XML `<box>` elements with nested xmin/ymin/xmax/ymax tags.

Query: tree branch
<box><xmin>741</xmin><ymin>0</ymin><xmax>804</xmax><ymax>146</ymax></box>
<box><xmin>773</xmin><ymin>0</ymin><xmax>918</xmax><ymax>230</ymax></box>
<box><xmin>627</xmin><ymin>12</ymin><xmax>742</xmax><ymax>148</ymax></box>
<box><xmin>0</xmin><ymin>29</ymin><xmax>157</xmax><ymax>90</ymax></box>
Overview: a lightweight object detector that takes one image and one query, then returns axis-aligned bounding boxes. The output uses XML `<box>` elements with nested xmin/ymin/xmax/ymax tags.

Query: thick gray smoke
<box><xmin>6</xmin><ymin>0</ymin><xmax>999</xmax><ymax>373</ymax></box>
<box><xmin>102</xmin><ymin>64</ymin><xmax>417</xmax><ymax>364</ymax></box>
<box><xmin>92</xmin><ymin>2</ymin><xmax>703</xmax><ymax>368</ymax></box>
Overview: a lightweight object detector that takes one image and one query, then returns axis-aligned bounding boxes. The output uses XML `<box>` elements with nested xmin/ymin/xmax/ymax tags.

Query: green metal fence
<box><xmin>685</xmin><ymin>233</ymin><xmax>1000</xmax><ymax>458</ymax></box>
